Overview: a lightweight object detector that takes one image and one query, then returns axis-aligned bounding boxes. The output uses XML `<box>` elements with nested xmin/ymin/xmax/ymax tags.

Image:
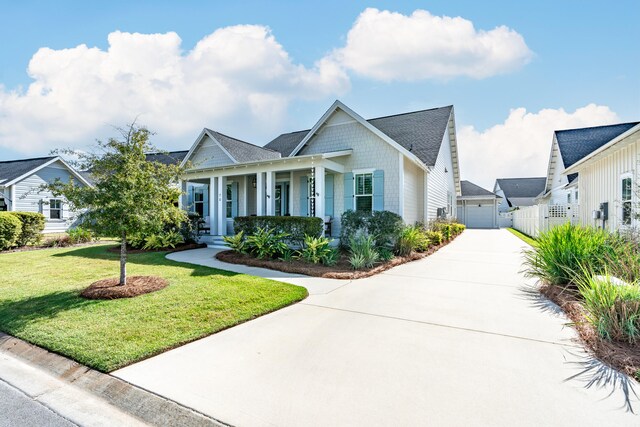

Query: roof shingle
<box><xmin>206</xmin><ymin>129</ymin><xmax>280</xmax><ymax>163</ymax></box>
<box><xmin>460</xmin><ymin>180</ymin><xmax>498</xmax><ymax>198</ymax></box>
<box><xmin>496</xmin><ymin>177</ymin><xmax>546</xmax><ymax>198</ymax></box>
<box><xmin>0</xmin><ymin>156</ymin><xmax>56</xmax><ymax>185</ymax></box>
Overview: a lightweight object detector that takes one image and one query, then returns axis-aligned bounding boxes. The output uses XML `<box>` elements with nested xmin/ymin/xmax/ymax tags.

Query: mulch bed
<box><xmin>80</xmin><ymin>276</ymin><xmax>169</xmax><ymax>299</ymax></box>
<box><xmin>106</xmin><ymin>242</ymin><xmax>206</xmax><ymax>254</ymax></box>
<box><xmin>540</xmin><ymin>284</ymin><xmax>640</xmax><ymax>379</ymax></box>
<box><xmin>216</xmin><ymin>239</ymin><xmax>452</xmax><ymax>280</ymax></box>
<box><xmin>2</xmin><ymin>240</ymin><xmax>110</xmax><ymax>254</ymax></box>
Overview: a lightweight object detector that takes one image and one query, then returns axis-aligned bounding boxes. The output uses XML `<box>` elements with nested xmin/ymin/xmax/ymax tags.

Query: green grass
<box><xmin>0</xmin><ymin>244</ymin><xmax>307</xmax><ymax>372</ymax></box>
<box><xmin>507</xmin><ymin>227</ymin><xmax>537</xmax><ymax>247</ymax></box>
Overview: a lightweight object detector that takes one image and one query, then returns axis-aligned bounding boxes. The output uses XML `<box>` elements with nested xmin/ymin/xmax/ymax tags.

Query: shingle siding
<box><xmin>189</xmin><ymin>136</ymin><xmax>236</xmax><ymax>168</ymax></box>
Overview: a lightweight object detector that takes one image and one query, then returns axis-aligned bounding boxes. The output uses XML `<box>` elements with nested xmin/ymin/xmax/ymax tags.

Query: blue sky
<box><xmin>1</xmin><ymin>1</ymin><xmax>638</xmax><ymax>187</ymax></box>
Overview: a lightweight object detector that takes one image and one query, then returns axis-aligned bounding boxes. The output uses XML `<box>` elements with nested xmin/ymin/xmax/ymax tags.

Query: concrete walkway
<box><xmin>115</xmin><ymin>230</ymin><xmax>639</xmax><ymax>426</ymax></box>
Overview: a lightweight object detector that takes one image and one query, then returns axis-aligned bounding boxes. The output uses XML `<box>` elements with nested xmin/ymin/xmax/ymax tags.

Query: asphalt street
<box><xmin>0</xmin><ymin>379</ymin><xmax>76</xmax><ymax>427</ymax></box>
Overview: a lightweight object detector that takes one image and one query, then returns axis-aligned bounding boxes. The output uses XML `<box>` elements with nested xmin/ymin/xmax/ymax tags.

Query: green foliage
<box><xmin>523</xmin><ymin>223</ymin><xmax>621</xmax><ymax>287</ymax></box>
<box><xmin>246</xmin><ymin>227</ymin><xmax>289</xmax><ymax>259</ymax></box>
<box><xmin>395</xmin><ymin>226</ymin><xmax>425</xmax><ymax>256</ymax></box>
<box><xmin>42</xmin><ymin>235</ymin><xmax>73</xmax><ymax>248</ymax></box>
<box><xmin>423</xmin><ymin>230</ymin><xmax>443</xmax><ymax>246</ymax></box>
<box><xmin>299</xmin><ymin>235</ymin><xmax>333</xmax><ymax>264</ymax></box>
<box><xmin>321</xmin><ymin>248</ymin><xmax>340</xmax><ymax>266</ymax></box>
<box><xmin>348</xmin><ymin>234</ymin><xmax>380</xmax><ymax>270</ymax></box>
<box><xmin>432</xmin><ymin>222</ymin><xmax>452</xmax><ymax>240</ymax></box>
<box><xmin>279</xmin><ymin>247</ymin><xmax>295</xmax><ymax>262</ymax></box>
<box><xmin>234</xmin><ymin>216</ymin><xmax>323</xmax><ymax>247</ymax></box>
<box><xmin>9</xmin><ymin>212</ymin><xmax>45</xmax><ymax>246</ymax></box>
<box><xmin>68</xmin><ymin>227</ymin><xmax>93</xmax><ymax>244</ymax></box>
<box><xmin>141</xmin><ymin>229</ymin><xmax>184</xmax><ymax>250</ymax></box>
<box><xmin>577</xmin><ymin>274</ymin><xmax>640</xmax><ymax>344</ymax></box>
<box><xmin>223</xmin><ymin>231</ymin><xmax>247</xmax><ymax>254</ymax></box>
<box><xmin>339</xmin><ymin>210</ymin><xmax>403</xmax><ymax>249</ymax></box>
<box><xmin>0</xmin><ymin>212</ymin><xmax>22</xmax><ymax>250</ymax></box>
<box><xmin>45</xmin><ymin>124</ymin><xmax>187</xmax><ymax>284</ymax></box>
<box><xmin>181</xmin><ymin>212</ymin><xmax>203</xmax><ymax>244</ymax></box>
<box><xmin>378</xmin><ymin>247</ymin><xmax>395</xmax><ymax>262</ymax></box>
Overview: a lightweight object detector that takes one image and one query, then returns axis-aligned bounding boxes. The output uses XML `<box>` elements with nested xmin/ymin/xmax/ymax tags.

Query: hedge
<box><xmin>0</xmin><ymin>212</ymin><xmax>22</xmax><ymax>250</ymax></box>
<box><xmin>10</xmin><ymin>212</ymin><xmax>45</xmax><ymax>246</ymax></box>
<box><xmin>234</xmin><ymin>216</ymin><xmax>323</xmax><ymax>246</ymax></box>
<box><xmin>339</xmin><ymin>210</ymin><xmax>404</xmax><ymax>249</ymax></box>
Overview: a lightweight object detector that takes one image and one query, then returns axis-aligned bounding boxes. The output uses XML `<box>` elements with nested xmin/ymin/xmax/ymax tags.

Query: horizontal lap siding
<box><xmin>578</xmin><ymin>132</ymin><xmax>639</xmax><ymax>231</ymax></box>
<box><xmin>427</xmin><ymin>127</ymin><xmax>456</xmax><ymax>221</ymax></box>
<box><xmin>403</xmin><ymin>157</ymin><xmax>424</xmax><ymax>224</ymax></box>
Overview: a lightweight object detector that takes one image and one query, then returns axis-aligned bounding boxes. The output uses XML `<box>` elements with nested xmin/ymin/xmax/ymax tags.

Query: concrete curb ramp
<box><xmin>0</xmin><ymin>332</ymin><xmax>228</xmax><ymax>427</ymax></box>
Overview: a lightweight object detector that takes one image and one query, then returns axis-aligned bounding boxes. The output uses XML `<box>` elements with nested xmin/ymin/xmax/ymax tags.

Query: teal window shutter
<box><xmin>231</xmin><ymin>182</ymin><xmax>238</xmax><ymax>217</ymax></box>
<box><xmin>373</xmin><ymin>170</ymin><xmax>384</xmax><ymax>211</ymax></box>
<box><xmin>187</xmin><ymin>184</ymin><xmax>195</xmax><ymax>213</ymax></box>
<box><xmin>203</xmin><ymin>185</ymin><xmax>209</xmax><ymax>217</ymax></box>
<box><xmin>325</xmin><ymin>174</ymin><xmax>334</xmax><ymax>217</ymax></box>
<box><xmin>343</xmin><ymin>172</ymin><xmax>354</xmax><ymax>211</ymax></box>
<box><xmin>300</xmin><ymin>176</ymin><xmax>308</xmax><ymax>216</ymax></box>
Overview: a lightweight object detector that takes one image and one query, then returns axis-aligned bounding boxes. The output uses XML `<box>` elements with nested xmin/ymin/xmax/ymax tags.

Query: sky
<box><xmin>0</xmin><ymin>0</ymin><xmax>638</xmax><ymax>188</ymax></box>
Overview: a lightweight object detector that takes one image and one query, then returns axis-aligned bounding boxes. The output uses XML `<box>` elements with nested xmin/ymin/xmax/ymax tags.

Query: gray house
<box><xmin>494</xmin><ymin>177</ymin><xmax>546</xmax><ymax>212</ymax></box>
<box><xmin>0</xmin><ymin>156</ymin><xmax>91</xmax><ymax>232</ymax></box>
<box><xmin>457</xmin><ymin>180</ymin><xmax>500</xmax><ymax>229</ymax></box>
<box><xmin>179</xmin><ymin>100</ymin><xmax>461</xmax><ymax>240</ymax></box>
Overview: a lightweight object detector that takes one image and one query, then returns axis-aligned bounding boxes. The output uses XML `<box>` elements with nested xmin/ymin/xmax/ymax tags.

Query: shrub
<box><xmin>378</xmin><ymin>247</ymin><xmax>395</xmax><ymax>262</ymax></box>
<box><xmin>423</xmin><ymin>230</ymin><xmax>443</xmax><ymax>246</ymax></box>
<box><xmin>339</xmin><ymin>210</ymin><xmax>403</xmax><ymax>249</ymax></box>
<box><xmin>246</xmin><ymin>227</ymin><xmax>289</xmax><ymax>259</ymax></box>
<box><xmin>68</xmin><ymin>227</ymin><xmax>93</xmax><ymax>244</ymax></box>
<box><xmin>235</xmin><ymin>216</ymin><xmax>323</xmax><ymax>247</ymax></box>
<box><xmin>578</xmin><ymin>274</ymin><xmax>640</xmax><ymax>344</ymax></box>
<box><xmin>348</xmin><ymin>234</ymin><xmax>380</xmax><ymax>270</ymax></box>
<box><xmin>523</xmin><ymin>223</ymin><xmax>620</xmax><ymax>287</ymax></box>
<box><xmin>432</xmin><ymin>222</ymin><xmax>452</xmax><ymax>241</ymax></box>
<box><xmin>396</xmin><ymin>226</ymin><xmax>424</xmax><ymax>256</ymax></box>
<box><xmin>451</xmin><ymin>223</ymin><xmax>466</xmax><ymax>236</ymax></box>
<box><xmin>9</xmin><ymin>212</ymin><xmax>45</xmax><ymax>246</ymax></box>
<box><xmin>141</xmin><ymin>229</ymin><xmax>184</xmax><ymax>250</ymax></box>
<box><xmin>0</xmin><ymin>212</ymin><xmax>22</xmax><ymax>250</ymax></box>
<box><xmin>321</xmin><ymin>248</ymin><xmax>340</xmax><ymax>266</ymax></box>
<box><xmin>181</xmin><ymin>212</ymin><xmax>203</xmax><ymax>244</ymax></box>
<box><xmin>299</xmin><ymin>235</ymin><xmax>333</xmax><ymax>264</ymax></box>
<box><xmin>223</xmin><ymin>231</ymin><xmax>247</xmax><ymax>253</ymax></box>
<box><xmin>42</xmin><ymin>234</ymin><xmax>72</xmax><ymax>248</ymax></box>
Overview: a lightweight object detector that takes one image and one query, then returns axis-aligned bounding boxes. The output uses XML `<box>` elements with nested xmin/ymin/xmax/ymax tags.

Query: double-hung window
<box><xmin>621</xmin><ymin>173</ymin><xmax>633</xmax><ymax>226</ymax></box>
<box><xmin>50</xmin><ymin>199</ymin><xmax>62</xmax><ymax>219</ymax></box>
<box><xmin>0</xmin><ymin>198</ymin><xmax>6</xmax><ymax>211</ymax></box>
<box><xmin>193</xmin><ymin>191</ymin><xmax>204</xmax><ymax>218</ymax></box>
<box><xmin>354</xmin><ymin>173</ymin><xmax>373</xmax><ymax>212</ymax></box>
<box><xmin>226</xmin><ymin>183</ymin><xmax>233</xmax><ymax>218</ymax></box>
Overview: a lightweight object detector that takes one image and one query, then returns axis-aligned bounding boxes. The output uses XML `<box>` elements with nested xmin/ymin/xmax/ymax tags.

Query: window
<box><xmin>194</xmin><ymin>191</ymin><xmax>204</xmax><ymax>218</ymax></box>
<box><xmin>50</xmin><ymin>199</ymin><xmax>62</xmax><ymax>219</ymax></box>
<box><xmin>575</xmin><ymin>190</ymin><xmax>579</xmax><ymax>202</ymax></box>
<box><xmin>621</xmin><ymin>174</ymin><xmax>633</xmax><ymax>225</ymax></box>
<box><xmin>226</xmin><ymin>183</ymin><xmax>232</xmax><ymax>218</ymax></box>
<box><xmin>447</xmin><ymin>191</ymin><xmax>453</xmax><ymax>215</ymax></box>
<box><xmin>354</xmin><ymin>173</ymin><xmax>373</xmax><ymax>212</ymax></box>
<box><xmin>0</xmin><ymin>198</ymin><xmax>6</xmax><ymax>211</ymax></box>
<box><xmin>567</xmin><ymin>193</ymin><xmax>572</xmax><ymax>204</ymax></box>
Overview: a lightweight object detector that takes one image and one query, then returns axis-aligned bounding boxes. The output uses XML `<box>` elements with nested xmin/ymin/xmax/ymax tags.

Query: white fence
<box><xmin>498</xmin><ymin>212</ymin><xmax>513</xmax><ymax>228</ymax></box>
<box><xmin>512</xmin><ymin>204</ymin><xmax>580</xmax><ymax>238</ymax></box>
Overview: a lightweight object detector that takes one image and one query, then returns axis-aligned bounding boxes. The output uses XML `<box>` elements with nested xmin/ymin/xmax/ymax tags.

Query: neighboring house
<box><xmin>493</xmin><ymin>177</ymin><xmax>546</xmax><ymax>212</ymax></box>
<box><xmin>456</xmin><ymin>180</ymin><xmax>500</xmax><ymax>229</ymax></box>
<box><xmin>537</xmin><ymin>122</ymin><xmax>639</xmax><ymax>205</ymax></box>
<box><xmin>179</xmin><ymin>100</ymin><xmax>461</xmax><ymax>237</ymax></box>
<box><xmin>563</xmin><ymin>122</ymin><xmax>640</xmax><ymax>231</ymax></box>
<box><xmin>0</xmin><ymin>156</ymin><xmax>91</xmax><ymax>233</ymax></box>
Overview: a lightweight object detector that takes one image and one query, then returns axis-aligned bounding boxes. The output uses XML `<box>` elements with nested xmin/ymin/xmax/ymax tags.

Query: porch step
<box><xmin>198</xmin><ymin>234</ymin><xmax>230</xmax><ymax>250</ymax></box>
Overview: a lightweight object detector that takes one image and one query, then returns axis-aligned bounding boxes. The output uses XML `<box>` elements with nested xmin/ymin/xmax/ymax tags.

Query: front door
<box><xmin>275</xmin><ymin>182</ymin><xmax>290</xmax><ymax>216</ymax></box>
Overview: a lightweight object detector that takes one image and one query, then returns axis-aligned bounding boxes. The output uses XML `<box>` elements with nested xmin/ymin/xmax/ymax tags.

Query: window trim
<box><xmin>620</xmin><ymin>172</ymin><xmax>633</xmax><ymax>226</ymax></box>
<box><xmin>49</xmin><ymin>198</ymin><xmax>62</xmax><ymax>220</ymax></box>
<box><xmin>353</xmin><ymin>172</ymin><xmax>374</xmax><ymax>212</ymax></box>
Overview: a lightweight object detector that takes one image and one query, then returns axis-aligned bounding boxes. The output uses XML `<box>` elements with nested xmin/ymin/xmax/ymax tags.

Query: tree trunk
<box><xmin>119</xmin><ymin>231</ymin><xmax>127</xmax><ymax>286</ymax></box>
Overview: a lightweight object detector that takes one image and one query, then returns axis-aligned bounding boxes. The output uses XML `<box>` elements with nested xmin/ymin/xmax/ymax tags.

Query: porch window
<box><xmin>621</xmin><ymin>174</ymin><xmax>633</xmax><ymax>225</ymax></box>
<box><xmin>0</xmin><ymin>198</ymin><xmax>6</xmax><ymax>211</ymax></box>
<box><xmin>354</xmin><ymin>173</ymin><xmax>373</xmax><ymax>212</ymax></box>
<box><xmin>194</xmin><ymin>191</ymin><xmax>205</xmax><ymax>218</ymax></box>
<box><xmin>226</xmin><ymin>184</ymin><xmax>232</xmax><ymax>218</ymax></box>
<box><xmin>50</xmin><ymin>199</ymin><xmax>62</xmax><ymax>219</ymax></box>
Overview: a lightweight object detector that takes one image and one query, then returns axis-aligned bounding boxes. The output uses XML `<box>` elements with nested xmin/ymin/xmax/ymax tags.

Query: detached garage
<box><xmin>456</xmin><ymin>180</ymin><xmax>500</xmax><ymax>229</ymax></box>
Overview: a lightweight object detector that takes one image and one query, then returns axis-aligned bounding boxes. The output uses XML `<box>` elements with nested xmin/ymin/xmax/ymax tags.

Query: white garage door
<box><xmin>465</xmin><ymin>205</ymin><xmax>494</xmax><ymax>229</ymax></box>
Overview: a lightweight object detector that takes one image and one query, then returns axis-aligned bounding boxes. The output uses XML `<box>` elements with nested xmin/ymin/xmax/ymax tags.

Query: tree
<box><xmin>48</xmin><ymin>124</ymin><xmax>186</xmax><ymax>285</ymax></box>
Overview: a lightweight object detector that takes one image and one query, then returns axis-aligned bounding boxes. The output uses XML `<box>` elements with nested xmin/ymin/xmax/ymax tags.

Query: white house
<box><xmin>179</xmin><ymin>100</ymin><xmax>461</xmax><ymax>238</ymax></box>
<box><xmin>0</xmin><ymin>156</ymin><xmax>91</xmax><ymax>233</ymax></box>
<box><xmin>494</xmin><ymin>177</ymin><xmax>546</xmax><ymax>212</ymax></box>
<box><xmin>537</xmin><ymin>122</ymin><xmax>639</xmax><ymax>206</ymax></box>
<box><xmin>563</xmin><ymin>122</ymin><xmax>640</xmax><ymax>231</ymax></box>
<box><xmin>456</xmin><ymin>180</ymin><xmax>500</xmax><ymax>229</ymax></box>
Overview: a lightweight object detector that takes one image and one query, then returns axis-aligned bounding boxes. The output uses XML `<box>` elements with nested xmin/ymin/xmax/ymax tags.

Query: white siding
<box><xmin>403</xmin><ymin>157</ymin><xmax>424</xmax><ymax>224</ymax></box>
<box><xmin>188</xmin><ymin>135</ymin><xmax>236</xmax><ymax>168</ymax></box>
<box><xmin>13</xmin><ymin>161</ymin><xmax>83</xmax><ymax>233</ymax></box>
<box><xmin>549</xmin><ymin>142</ymin><xmax>570</xmax><ymax>204</ymax></box>
<box><xmin>576</xmin><ymin>130</ymin><xmax>640</xmax><ymax>231</ymax></box>
<box><xmin>426</xmin><ymin>127</ymin><xmax>457</xmax><ymax>221</ymax></box>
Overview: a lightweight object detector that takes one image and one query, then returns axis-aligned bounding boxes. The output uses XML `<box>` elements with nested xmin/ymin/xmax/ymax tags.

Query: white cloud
<box><xmin>458</xmin><ymin>104</ymin><xmax>620</xmax><ymax>189</ymax></box>
<box><xmin>330</xmin><ymin>8</ymin><xmax>533</xmax><ymax>81</ymax></box>
<box><xmin>0</xmin><ymin>26</ymin><xmax>349</xmax><ymax>154</ymax></box>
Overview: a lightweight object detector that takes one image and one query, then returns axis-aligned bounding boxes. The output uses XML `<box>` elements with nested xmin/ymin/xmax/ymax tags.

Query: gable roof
<box><xmin>264</xmin><ymin>104</ymin><xmax>453</xmax><ymax>168</ymax></box>
<box><xmin>145</xmin><ymin>150</ymin><xmax>189</xmax><ymax>166</ymax></box>
<box><xmin>555</xmin><ymin>122</ymin><xmax>639</xmax><ymax>169</ymax></box>
<box><xmin>460</xmin><ymin>180</ymin><xmax>498</xmax><ymax>198</ymax></box>
<box><xmin>495</xmin><ymin>177</ymin><xmax>546</xmax><ymax>198</ymax></box>
<box><xmin>0</xmin><ymin>156</ymin><xmax>56</xmax><ymax>185</ymax></box>
<box><xmin>205</xmin><ymin>129</ymin><xmax>280</xmax><ymax>163</ymax></box>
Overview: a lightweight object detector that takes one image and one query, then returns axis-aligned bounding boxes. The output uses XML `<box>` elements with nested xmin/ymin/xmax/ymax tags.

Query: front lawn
<box><xmin>507</xmin><ymin>227</ymin><xmax>537</xmax><ymax>247</ymax></box>
<box><xmin>0</xmin><ymin>244</ymin><xmax>307</xmax><ymax>372</ymax></box>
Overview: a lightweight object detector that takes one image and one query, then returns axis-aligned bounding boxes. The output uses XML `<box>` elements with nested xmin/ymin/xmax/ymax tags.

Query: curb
<box><xmin>0</xmin><ymin>332</ymin><xmax>230</xmax><ymax>427</ymax></box>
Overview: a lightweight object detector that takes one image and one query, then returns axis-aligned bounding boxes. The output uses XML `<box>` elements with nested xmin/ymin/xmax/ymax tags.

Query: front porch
<box><xmin>180</xmin><ymin>151</ymin><xmax>350</xmax><ymax>238</ymax></box>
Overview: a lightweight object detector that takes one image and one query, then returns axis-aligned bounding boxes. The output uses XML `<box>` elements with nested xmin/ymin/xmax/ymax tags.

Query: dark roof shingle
<box><xmin>145</xmin><ymin>150</ymin><xmax>189</xmax><ymax>166</ymax></box>
<box><xmin>496</xmin><ymin>177</ymin><xmax>546</xmax><ymax>198</ymax></box>
<box><xmin>0</xmin><ymin>156</ymin><xmax>56</xmax><ymax>185</ymax></box>
<box><xmin>264</xmin><ymin>130</ymin><xmax>310</xmax><ymax>157</ymax></box>
<box><xmin>556</xmin><ymin>122</ymin><xmax>639</xmax><ymax>168</ymax></box>
<box><xmin>460</xmin><ymin>180</ymin><xmax>497</xmax><ymax>198</ymax></box>
<box><xmin>206</xmin><ymin>129</ymin><xmax>280</xmax><ymax>163</ymax></box>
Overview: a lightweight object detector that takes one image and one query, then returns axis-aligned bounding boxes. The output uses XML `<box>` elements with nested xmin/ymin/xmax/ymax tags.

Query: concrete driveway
<box><xmin>114</xmin><ymin>230</ymin><xmax>639</xmax><ymax>426</ymax></box>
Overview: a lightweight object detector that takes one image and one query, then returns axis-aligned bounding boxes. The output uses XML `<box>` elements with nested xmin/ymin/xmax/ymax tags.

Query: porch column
<box><xmin>218</xmin><ymin>176</ymin><xmax>227</xmax><ymax>235</ymax></box>
<box><xmin>289</xmin><ymin>171</ymin><xmax>294</xmax><ymax>215</ymax></box>
<box><xmin>9</xmin><ymin>185</ymin><xmax>16</xmax><ymax>211</ymax></box>
<box><xmin>314</xmin><ymin>166</ymin><xmax>325</xmax><ymax>220</ymax></box>
<box><xmin>256</xmin><ymin>172</ymin><xmax>265</xmax><ymax>216</ymax></box>
<box><xmin>209</xmin><ymin>177</ymin><xmax>217</xmax><ymax>235</ymax></box>
<box><xmin>266</xmin><ymin>171</ymin><xmax>275</xmax><ymax>216</ymax></box>
<box><xmin>241</xmin><ymin>176</ymin><xmax>248</xmax><ymax>216</ymax></box>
